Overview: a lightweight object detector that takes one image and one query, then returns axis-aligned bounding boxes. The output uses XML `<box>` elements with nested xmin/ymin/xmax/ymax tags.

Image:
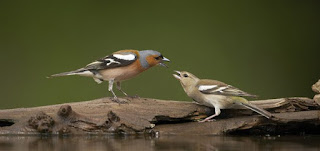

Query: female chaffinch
<box><xmin>50</xmin><ymin>49</ymin><xmax>170</xmax><ymax>103</ymax></box>
<box><xmin>173</xmin><ymin>71</ymin><xmax>272</xmax><ymax>122</ymax></box>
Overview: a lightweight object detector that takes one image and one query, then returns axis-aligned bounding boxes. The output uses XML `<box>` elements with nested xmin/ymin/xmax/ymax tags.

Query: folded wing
<box><xmin>198</xmin><ymin>80</ymin><xmax>257</xmax><ymax>97</ymax></box>
<box><xmin>85</xmin><ymin>52</ymin><xmax>137</xmax><ymax>70</ymax></box>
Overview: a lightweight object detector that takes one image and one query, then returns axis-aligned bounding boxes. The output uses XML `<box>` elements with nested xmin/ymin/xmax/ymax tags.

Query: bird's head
<box><xmin>139</xmin><ymin>50</ymin><xmax>170</xmax><ymax>68</ymax></box>
<box><xmin>173</xmin><ymin>71</ymin><xmax>199</xmax><ymax>88</ymax></box>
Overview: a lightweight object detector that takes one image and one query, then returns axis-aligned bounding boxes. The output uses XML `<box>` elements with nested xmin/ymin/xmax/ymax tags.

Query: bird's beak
<box><xmin>173</xmin><ymin>70</ymin><xmax>181</xmax><ymax>80</ymax></box>
<box><xmin>159</xmin><ymin>57</ymin><xmax>170</xmax><ymax>68</ymax></box>
<box><xmin>162</xmin><ymin>57</ymin><xmax>170</xmax><ymax>62</ymax></box>
<box><xmin>159</xmin><ymin>63</ymin><xmax>168</xmax><ymax>68</ymax></box>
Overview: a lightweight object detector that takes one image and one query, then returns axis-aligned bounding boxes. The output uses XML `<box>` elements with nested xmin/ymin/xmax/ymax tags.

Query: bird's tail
<box><xmin>240</xmin><ymin>102</ymin><xmax>272</xmax><ymax>119</ymax></box>
<box><xmin>232</xmin><ymin>97</ymin><xmax>272</xmax><ymax>119</ymax></box>
<box><xmin>47</xmin><ymin>68</ymin><xmax>90</xmax><ymax>78</ymax></box>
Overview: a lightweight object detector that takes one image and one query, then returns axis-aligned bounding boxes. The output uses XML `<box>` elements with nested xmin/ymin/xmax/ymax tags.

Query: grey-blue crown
<box><xmin>138</xmin><ymin>50</ymin><xmax>162</xmax><ymax>69</ymax></box>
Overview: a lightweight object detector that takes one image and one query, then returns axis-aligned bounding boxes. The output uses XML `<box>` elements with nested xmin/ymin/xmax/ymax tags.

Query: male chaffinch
<box><xmin>173</xmin><ymin>71</ymin><xmax>272</xmax><ymax>122</ymax></box>
<box><xmin>49</xmin><ymin>49</ymin><xmax>170</xmax><ymax>103</ymax></box>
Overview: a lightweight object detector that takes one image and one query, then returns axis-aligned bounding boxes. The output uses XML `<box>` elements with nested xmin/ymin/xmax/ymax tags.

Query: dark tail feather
<box><xmin>249</xmin><ymin>94</ymin><xmax>258</xmax><ymax>98</ymax></box>
<box><xmin>240</xmin><ymin>102</ymin><xmax>272</xmax><ymax>119</ymax></box>
<box><xmin>242</xmin><ymin>92</ymin><xmax>259</xmax><ymax>98</ymax></box>
<box><xmin>47</xmin><ymin>68</ymin><xmax>86</xmax><ymax>78</ymax></box>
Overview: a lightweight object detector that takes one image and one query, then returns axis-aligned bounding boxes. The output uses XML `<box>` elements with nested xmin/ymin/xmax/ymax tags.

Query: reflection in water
<box><xmin>0</xmin><ymin>135</ymin><xmax>319</xmax><ymax>151</ymax></box>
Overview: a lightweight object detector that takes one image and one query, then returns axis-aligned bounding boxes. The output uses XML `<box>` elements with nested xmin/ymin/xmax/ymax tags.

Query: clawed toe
<box><xmin>111</xmin><ymin>98</ymin><xmax>129</xmax><ymax>104</ymax></box>
<box><xmin>198</xmin><ymin>119</ymin><xmax>216</xmax><ymax>123</ymax></box>
<box><xmin>128</xmin><ymin>95</ymin><xmax>139</xmax><ymax>98</ymax></box>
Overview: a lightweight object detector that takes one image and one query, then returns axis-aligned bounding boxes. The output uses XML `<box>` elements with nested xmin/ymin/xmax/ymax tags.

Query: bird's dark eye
<box><xmin>183</xmin><ymin>74</ymin><xmax>189</xmax><ymax>77</ymax></box>
<box><xmin>155</xmin><ymin>55</ymin><xmax>163</xmax><ymax>60</ymax></box>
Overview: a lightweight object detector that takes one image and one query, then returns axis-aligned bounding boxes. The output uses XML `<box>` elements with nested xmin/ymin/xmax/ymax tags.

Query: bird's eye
<box><xmin>183</xmin><ymin>74</ymin><xmax>189</xmax><ymax>77</ymax></box>
<box><xmin>155</xmin><ymin>56</ymin><xmax>161</xmax><ymax>60</ymax></box>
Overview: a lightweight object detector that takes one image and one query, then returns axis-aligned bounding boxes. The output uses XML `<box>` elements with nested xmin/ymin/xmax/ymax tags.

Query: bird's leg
<box><xmin>199</xmin><ymin>107</ymin><xmax>221</xmax><ymax>122</ymax></box>
<box><xmin>108</xmin><ymin>79</ymin><xmax>117</xmax><ymax>99</ymax></box>
<box><xmin>116</xmin><ymin>81</ymin><xmax>139</xmax><ymax>98</ymax></box>
<box><xmin>116</xmin><ymin>82</ymin><xmax>128</xmax><ymax>96</ymax></box>
<box><xmin>109</xmin><ymin>80</ymin><xmax>127</xmax><ymax>104</ymax></box>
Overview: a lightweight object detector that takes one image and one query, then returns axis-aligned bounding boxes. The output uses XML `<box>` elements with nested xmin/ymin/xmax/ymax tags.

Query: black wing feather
<box><xmin>85</xmin><ymin>54</ymin><xmax>137</xmax><ymax>70</ymax></box>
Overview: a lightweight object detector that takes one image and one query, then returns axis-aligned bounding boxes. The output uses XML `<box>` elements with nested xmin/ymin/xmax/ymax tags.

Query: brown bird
<box><xmin>173</xmin><ymin>71</ymin><xmax>272</xmax><ymax>122</ymax></box>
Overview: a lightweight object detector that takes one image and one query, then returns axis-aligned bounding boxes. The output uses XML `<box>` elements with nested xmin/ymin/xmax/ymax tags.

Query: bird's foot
<box><xmin>127</xmin><ymin>95</ymin><xmax>140</xmax><ymax>99</ymax></box>
<box><xmin>198</xmin><ymin>119</ymin><xmax>216</xmax><ymax>123</ymax></box>
<box><xmin>111</xmin><ymin>97</ymin><xmax>129</xmax><ymax>104</ymax></box>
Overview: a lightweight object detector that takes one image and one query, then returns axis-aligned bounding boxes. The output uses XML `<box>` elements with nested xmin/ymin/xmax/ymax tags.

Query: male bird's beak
<box><xmin>173</xmin><ymin>70</ymin><xmax>181</xmax><ymax>80</ymax></box>
<box><xmin>162</xmin><ymin>57</ymin><xmax>170</xmax><ymax>62</ymax></box>
<box><xmin>159</xmin><ymin>57</ymin><xmax>170</xmax><ymax>68</ymax></box>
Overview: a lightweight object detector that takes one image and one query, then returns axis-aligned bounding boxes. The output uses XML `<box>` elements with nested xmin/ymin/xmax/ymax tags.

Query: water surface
<box><xmin>0</xmin><ymin>135</ymin><xmax>319</xmax><ymax>151</ymax></box>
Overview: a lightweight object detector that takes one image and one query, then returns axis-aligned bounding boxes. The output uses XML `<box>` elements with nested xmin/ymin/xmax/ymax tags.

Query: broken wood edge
<box><xmin>312</xmin><ymin>79</ymin><xmax>320</xmax><ymax>94</ymax></box>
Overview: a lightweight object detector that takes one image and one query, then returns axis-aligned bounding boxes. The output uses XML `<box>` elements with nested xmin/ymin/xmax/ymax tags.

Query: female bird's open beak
<box><xmin>173</xmin><ymin>70</ymin><xmax>181</xmax><ymax>80</ymax></box>
<box><xmin>159</xmin><ymin>57</ymin><xmax>170</xmax><ymax>68</ymax></box>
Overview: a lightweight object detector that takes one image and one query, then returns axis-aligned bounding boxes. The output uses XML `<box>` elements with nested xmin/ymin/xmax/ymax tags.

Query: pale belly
<box><xmin>184</xmin><ymin>88</ymin><xmax>236</xmax><ymax>109</ymax></box>
<box><xmin>200</xmin><ymin>94</ymin><xmax>234</xmax><ymax>109</ymax></box>
<box><xmin>98</xmin><ymin>66</ymin><xmax>143</xmax><ymax>82</ymax></box>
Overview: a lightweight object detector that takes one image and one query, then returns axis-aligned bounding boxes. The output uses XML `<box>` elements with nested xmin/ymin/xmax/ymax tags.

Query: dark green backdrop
<box><xmin>1</xmin><ymin>1</ymin><xmax>319</xmax><ymax>109</ymax></box>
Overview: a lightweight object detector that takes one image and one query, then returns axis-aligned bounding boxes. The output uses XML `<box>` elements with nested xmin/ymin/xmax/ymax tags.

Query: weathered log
<box><xmin>0</xmin><ymin>95</ymin><xmax>319</xmax><ymax>135</ymax></box>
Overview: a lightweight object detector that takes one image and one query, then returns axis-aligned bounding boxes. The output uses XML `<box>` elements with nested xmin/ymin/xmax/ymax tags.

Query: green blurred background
<box><xmin>0</xmin><ymin>1</ymin><xmax>319</xmax><ymax>109</ymax></box>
